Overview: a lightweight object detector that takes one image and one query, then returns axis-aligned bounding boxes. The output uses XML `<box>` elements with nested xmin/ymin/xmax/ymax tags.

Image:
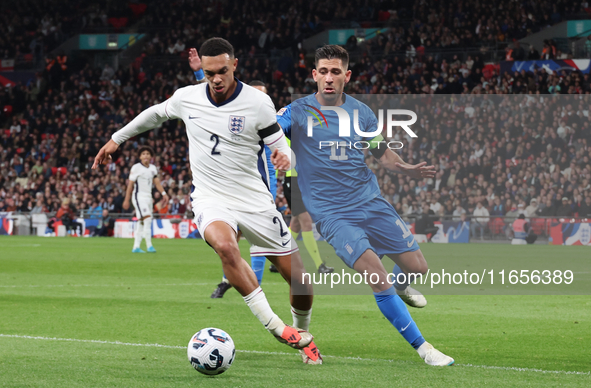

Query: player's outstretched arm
<box><xmin>378</xmin><ymin>149</ymin><xmax>436</xmax><ymax>179</ymax></box>
<box><xmin>94</xmin><ymin>99</ymin><xmax>175</xmax><ymax>169</ymax></box>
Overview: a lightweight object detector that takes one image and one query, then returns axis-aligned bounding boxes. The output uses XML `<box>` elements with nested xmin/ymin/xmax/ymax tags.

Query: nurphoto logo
<box><xmin>306</xmin><ymin>107</ymin><xmax>418</xmax><ymax>152</ymax></box>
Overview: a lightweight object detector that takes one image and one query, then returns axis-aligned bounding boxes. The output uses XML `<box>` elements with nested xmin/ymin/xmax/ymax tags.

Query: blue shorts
<box><xmin>317</xmin><ymin>196</ymin><xmax>419</xmax><ymax>268</ymax></box>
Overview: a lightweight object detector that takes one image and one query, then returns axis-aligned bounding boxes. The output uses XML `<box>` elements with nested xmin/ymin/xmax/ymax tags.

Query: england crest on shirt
<box><xmin>229</xmin><ymin>115</ymin><xmax>245</xmax><ymax>134</ymax></box>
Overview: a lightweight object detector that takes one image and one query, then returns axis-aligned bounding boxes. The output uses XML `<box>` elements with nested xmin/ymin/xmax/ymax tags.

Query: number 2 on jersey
<box><xmin>273</xmin><ymin>216</ymin><xmax>288</xmax><ymax>237</ymax></box>
<box><xmin>210</xmin><ymin>134</ymin><xmax>221</xmax><ymax>155</ymax></box>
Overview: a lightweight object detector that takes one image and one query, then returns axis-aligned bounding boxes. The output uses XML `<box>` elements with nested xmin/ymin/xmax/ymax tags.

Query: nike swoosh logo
<box><xmin>400</xmin><ymin>321</ymin><xmax>412</xmax><ymax>332</ymax></box>
<box><xmin>188</xmin><ymin>116</ymin><xmax>199</xmax><ymax>120</ymax></box>
<box><xmin>282</xmin><ymin>241</ymin><xmax>290</xmax><ymax>247</ymax></box>
<box><xmin>407</xmin><ymin>238</ymin><xmax>415</xmax><ymax>248</ymax></box>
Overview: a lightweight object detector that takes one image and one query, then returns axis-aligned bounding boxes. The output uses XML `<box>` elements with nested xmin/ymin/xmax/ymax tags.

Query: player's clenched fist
<box><xmin>92</xmin><ymin>139</ymin><xmax>119</xmax><ymax>169</ymax></box>
<box><xmin>270</xmin><ymin>148</ymin><xmax>290</xmax><ymax>171</ymax></box>
<box><xmin>188</xmin><ymin>48</ymin><xmax>202</xmax><ymax>72</ymax></box>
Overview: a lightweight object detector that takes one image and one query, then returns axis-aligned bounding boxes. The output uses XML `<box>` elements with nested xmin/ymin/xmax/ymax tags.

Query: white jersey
<box><xmin>129</xmin><ymin>163</ymin><xmax>157</xmax><ymax>198</ymax></box>
<box><xmin>113</xmin><ymin>81</ymin><xmax>278</xmax><ymax>212</ymax></box>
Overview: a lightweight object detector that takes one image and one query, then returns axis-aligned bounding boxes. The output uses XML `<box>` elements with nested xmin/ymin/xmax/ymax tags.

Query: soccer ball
<box><xmin>187</xmin><ymin>328</ymin><xmax>235</xmax><ymax>375</ymax></box>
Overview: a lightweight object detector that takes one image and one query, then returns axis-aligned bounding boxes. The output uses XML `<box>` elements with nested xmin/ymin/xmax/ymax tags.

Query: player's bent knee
<box><xmin>214</xmin><ymin>241</ymin><xmax>241</xmax><ymax>262</ymax></box>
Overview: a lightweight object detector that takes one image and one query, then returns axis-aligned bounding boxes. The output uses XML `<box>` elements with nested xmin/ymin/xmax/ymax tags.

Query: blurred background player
<box><xmin>94</xmin><ymin>38</ymin><xmax>320</xmax><ymax>363</ymax></box>
<box><xmin>281</xmin><ymin>44</ymin><xmax>453</xmax><ymax>366</ymax></box>
<box><xmin>123</xmin><ymin>146</ymin><xmax>168</xmax><ymax>253</ymax></box>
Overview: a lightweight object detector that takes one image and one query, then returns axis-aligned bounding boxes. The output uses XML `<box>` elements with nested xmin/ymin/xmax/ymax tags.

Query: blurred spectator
<box><xmin>471</xmin><ymin>201</ymin><xmax>490</xmax><ymax>240</ymax></box>
<box><xmin>556</xmin><ymin>197</ymin><xmax>573</xmax><ymax>217</ymax></box>
<box><xmin>170</xmin><ymin>196</ymin><xmax>181</xmax><ymax>215</ymax></box>
<box><xmin>52</xmin><ymin>198</ymin><xmax>82</xmax><ymax>235</ymax></box>
<box><xmin>578</xmin><ymin>196</ymin><xmax>591</xmax><ymax>218</ymax></box>
<box><xmin>414</xmin><ymin>203</ymin><xmax>439</xmax><ymax>241</ymax></box>
<box><xmin>537</xmin><ymin>199</ymin><xmax>556</xmax><ymax>217</ymax></box>
<box><xmin>88</xmin><ymin>201</ymin><xmax>103</xmax><ymax>219</ymax></box>
<box><xmin>525</xmin><ymin>199</ymin><xmax>538</xmax><ymax>217</ymax></box>
<box><xmin>97</xmin><ymin>209</ymin><xmax>114</xmax><ymax>237</ymax></box>
<box><xmin>452</xmin><ymin>204</ymin><xmax>466</xmax><ymax>221</ymax></box>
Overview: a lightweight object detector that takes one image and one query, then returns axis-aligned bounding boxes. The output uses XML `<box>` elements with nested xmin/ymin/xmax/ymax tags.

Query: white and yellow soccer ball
<box><xmin>187</xmin><ymin>328</ymin><xmax>235</xmax><ymax>375</ymax></box>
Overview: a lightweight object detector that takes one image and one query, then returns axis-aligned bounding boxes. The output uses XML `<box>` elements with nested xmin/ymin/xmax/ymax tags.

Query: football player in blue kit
<box><xmin>277</xmin><ymin>45</ymin><xmax>454</xmax><ymax>366</ymax></box>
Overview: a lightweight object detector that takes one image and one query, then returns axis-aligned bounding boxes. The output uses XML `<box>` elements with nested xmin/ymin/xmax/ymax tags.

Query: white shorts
<box><xmin>193</xmin><ymin>203</ymin><xmax>298</xmax><ymax>257</ymax></box>
<box><xmin>132</xmin><ymin>195</ymin><xmax>153</xmax><ymax>219</ymax></box>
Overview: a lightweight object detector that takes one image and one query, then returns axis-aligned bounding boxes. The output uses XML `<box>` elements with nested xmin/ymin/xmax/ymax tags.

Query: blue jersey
<box><xmin>264</xmin><ymin>145</ymin><xmax>277</xmax><ymax>200</ymax></box>
<box><xmin>277</xmin><ymin>94</ymin><xmax>381</xmax><ymax>222</ymax></box>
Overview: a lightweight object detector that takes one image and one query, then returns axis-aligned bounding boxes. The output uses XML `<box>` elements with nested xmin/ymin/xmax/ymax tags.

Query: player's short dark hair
<box><xmin>249</xmin><ymin>80</ymin><xmax>265</xmax><ymax>87</ymax></box>
<box><xmin>138</xmin><ymin>145</ymin><xmax>154</xmax><ymax>157</ymax></box>
<box><xmin>315</xmin><ymin>45</ymin><xmax>349</xmax><ymax>69</ymax></box>
<box><xmin>200</xmin><ymin>37</ymin><xmax>234</xmax><ymax>58</ymax></box>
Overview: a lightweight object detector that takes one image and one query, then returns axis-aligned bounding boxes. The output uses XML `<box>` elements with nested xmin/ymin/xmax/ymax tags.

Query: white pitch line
<box><xmin>0</xmin><ymin>334</ymin><xmax>588</xmax><ymax>376</ymax></box>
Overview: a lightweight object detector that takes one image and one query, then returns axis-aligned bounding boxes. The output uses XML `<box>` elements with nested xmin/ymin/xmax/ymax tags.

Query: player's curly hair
<box><xmin>137</xmin><ymin>145</ymin><xmax>154</xmax><ymax>157</ymax></box>
<box><xmin>315</xmin><ymin>44</ymin><xmax>349</xmax><ymax>69</ymax></box>
<box><xmin>200</xmin><ymin>37</ymin><xmax>234</xmax><ymax>58</ymax></box>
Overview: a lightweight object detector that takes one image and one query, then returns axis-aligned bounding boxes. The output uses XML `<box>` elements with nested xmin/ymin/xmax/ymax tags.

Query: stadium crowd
<box><xmin>1</xmin><ymin>0</ymin><xmax>591</xmax><ymax>239</ymax></box>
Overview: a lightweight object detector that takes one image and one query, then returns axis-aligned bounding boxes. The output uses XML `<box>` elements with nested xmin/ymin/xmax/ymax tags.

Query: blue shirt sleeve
<box><xmin>276</xmin><ymin>104</ymin><xmax>292</xmax><ymax>139</ymax></box>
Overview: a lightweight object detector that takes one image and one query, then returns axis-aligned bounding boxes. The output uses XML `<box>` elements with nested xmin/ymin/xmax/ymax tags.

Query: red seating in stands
<box><xmin>530</xmin><ymin>218</ymin><xmax>546</xmax><ymax>235</ymax></box>
<box><xmin>489</xmin><ymin>218</ymin><xmax>505</xmax><ymax>234</ymax></box>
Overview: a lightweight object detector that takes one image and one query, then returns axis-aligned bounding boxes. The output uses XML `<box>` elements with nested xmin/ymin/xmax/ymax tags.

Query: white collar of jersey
<box><xmin>206</xmin><ymin>78</ymin><xmax>244</xmax><ymax>107</ymax></box>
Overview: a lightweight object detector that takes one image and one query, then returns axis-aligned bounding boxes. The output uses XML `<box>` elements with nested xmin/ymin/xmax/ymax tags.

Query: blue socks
<box><xmin>392</xmin><ymin>264</ymin><xmax>410</xmax><ymax>291</ymax></box>
<box><xmin>250</xmin><ymin>256</ymin><xmax>266</xmax><ymax>285</ymax></box>
<box><xmin>374</xmin><ymin>286</ymin><xmax>425</xmax><ymax>350</ymax></box>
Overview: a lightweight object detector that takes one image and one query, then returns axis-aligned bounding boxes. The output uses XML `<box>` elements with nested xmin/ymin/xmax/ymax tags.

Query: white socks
<box><xmin>133</xmin><ymin>218</ymin><xmax>153</xmax><ymax>250</ymax></box>
<box><xmin>291</xmin><ymin>307</ymin><xmax>312</xmax><ymax>331</ymax></box>
<box><xmin>243</xmin><ymin>287</ymin><xmax>285</xmax><ymax>337</ymax></box>
<box><xmin>134</xmin><ymin>221</ymin><xmax>144</xmax><ymax>249</ymax></box>
<box><xmin>143</xmin><ymin>217</ymin><xmax>152</xmax><ymax>248</ymax></box>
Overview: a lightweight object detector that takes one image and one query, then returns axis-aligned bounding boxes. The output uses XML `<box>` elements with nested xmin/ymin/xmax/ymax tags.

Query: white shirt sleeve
<box><xmin>151</xmin><ymin>165</ymin><xmax>158</xmax><ymax>178</ymax></box>
<box><xmin>256</xmin><ymin>94</ymin><xmax>277</xmax><ymax>130</ymax></box>
<box><xmin>129</xmin><ymin>165</ymin><xmax>138</xmax><ymax>182</ymax></box>
<box><xmin>111</xmin><ymin>90</ymin><xmax>183</xmax><ymax>145</ymax></box>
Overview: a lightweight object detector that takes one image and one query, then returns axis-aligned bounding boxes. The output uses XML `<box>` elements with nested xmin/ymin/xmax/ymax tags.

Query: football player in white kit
<box><xmin>93</xmin><ymin>38</ymin><xmax>321</xmax><ymax>364</ymax></box>
<box><xmin>122</xmin><ymin>145</ymin><xmax>168</xmax><ymax>253</ymax></box>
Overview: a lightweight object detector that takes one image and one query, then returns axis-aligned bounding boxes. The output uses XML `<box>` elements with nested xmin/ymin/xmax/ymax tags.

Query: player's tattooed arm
<box><xmin>189</xmin><ymin>48</ymin><xmax>206</xmax><ymax>84</ymax></box>
<box><xmin>378</xmin><ymin>148</ymin><xmax>436</xmax><ymax>179</ymax></box>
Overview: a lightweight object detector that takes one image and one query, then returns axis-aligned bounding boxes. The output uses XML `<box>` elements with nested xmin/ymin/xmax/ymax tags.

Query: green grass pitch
<box><xmin>0</xmin><ymin>236</ymin><xmax>590</xmax><ymax>387</ymax></box>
